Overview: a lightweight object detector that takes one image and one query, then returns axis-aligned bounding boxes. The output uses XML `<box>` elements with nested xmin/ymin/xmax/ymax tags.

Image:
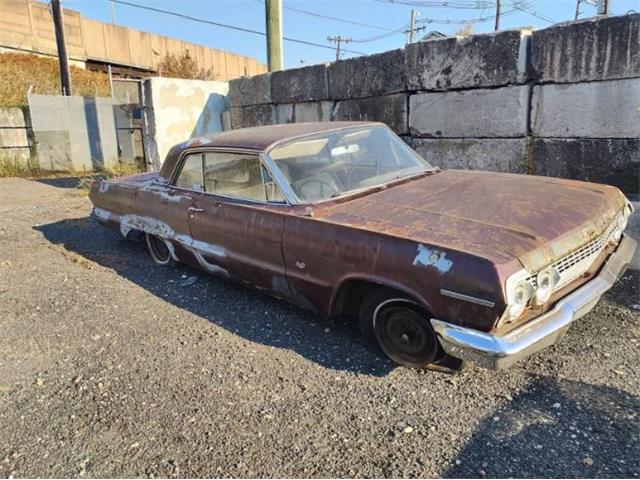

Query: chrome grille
<box><xmin>528</xmin><ymin>213</ymin><xmax>620</xmax><ymax>290</ymax></box>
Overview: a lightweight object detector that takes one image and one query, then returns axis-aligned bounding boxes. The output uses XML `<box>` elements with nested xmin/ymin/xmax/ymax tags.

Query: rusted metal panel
<box><xmin>90</xmin><ymin>122</ymin><xmax>630</xmax><ymax>336</ymax></box>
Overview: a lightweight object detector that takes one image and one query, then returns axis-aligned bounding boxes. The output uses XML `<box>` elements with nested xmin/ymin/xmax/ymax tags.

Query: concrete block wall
<box><xmin>226</xmin><ymin>14</ymin><xmax>640</xmax><ymax>194</ymax></box>
<box><xmin>0</xmin><ymin>108</ymin><xmax>32</xmax><ymax>162</ymax></box>
<box><xmin>529</xmin><ymin>15</ymin><xmax>640</xmax><ymax>193</ymax></box>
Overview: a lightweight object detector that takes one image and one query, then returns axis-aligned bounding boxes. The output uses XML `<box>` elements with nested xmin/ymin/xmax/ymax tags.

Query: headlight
<box><xmin>534</xmin><ymin>267</ymin><xmax>560</xmax><ymax>305</ymax></box>
<box><xmin>612</xmin><ymin>214</ymin><xmax>626</xmax><ymax>243</ymax></box>
<box><xmin>506</xmin><ymin>280</ymin><xmax>534</xmax><ymax>320</ymax></box>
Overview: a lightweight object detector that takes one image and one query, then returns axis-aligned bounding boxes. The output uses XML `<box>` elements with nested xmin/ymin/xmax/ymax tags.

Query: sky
<box><xmin>61</xmin><ymin>0</ymin><xmax>639</xmax><ymax>68</ymax></box>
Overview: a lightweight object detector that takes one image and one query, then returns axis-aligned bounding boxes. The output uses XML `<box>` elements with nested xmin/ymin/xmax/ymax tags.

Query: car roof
<box><xmin>183</xmin><ymin>121</ymin><xmax>381</xmax><ymax>151</ymax></box>
<box><xmin>159</xmin><ymin>121</ymin><xmax>383</xmax><ymax>179</ymax></box>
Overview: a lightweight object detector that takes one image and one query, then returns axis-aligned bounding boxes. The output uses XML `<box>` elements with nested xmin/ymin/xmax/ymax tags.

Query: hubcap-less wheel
<box><xmin>374</xmin><ymin>302</ymin><xmax>439</xmax><ymax>368</ymax></box>
<box><xmin>146</xmin><ymin>233</ymin><xmax>173</xmax><ymax>265</ymax></box>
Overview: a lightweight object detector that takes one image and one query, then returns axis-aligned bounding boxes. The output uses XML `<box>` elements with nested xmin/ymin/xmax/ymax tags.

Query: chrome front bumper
<box><xmin>430</xmin><ymin>234</ymin><xmax>637</xmax><ymax>370</ymax></box>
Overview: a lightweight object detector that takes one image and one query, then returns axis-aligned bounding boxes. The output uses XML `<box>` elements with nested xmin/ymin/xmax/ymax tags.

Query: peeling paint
<box><xmin>96</xmin><ymin>208</ymin><xmax>228</xmax><ymax>274</ymax></box>
<box><xmin>413</xmin><ymin>244</ymin><xmax>453</xmax><ymax>273</ymax></box>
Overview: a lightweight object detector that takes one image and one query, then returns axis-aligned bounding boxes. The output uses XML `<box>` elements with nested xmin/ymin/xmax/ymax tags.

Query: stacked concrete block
<box><xmin>223</xmin><ymin>14</ymin><xmax>639</xmax><ymax>193</ymax></box>
<box><xmin>0</xmin><ymin>108</ymin><xmax>31</xmax><ymax>161</ymax></box>
<box><xmin>412</xmin><ymin>138</ymin><xmax>528</xmax><ymax>173</ymax></box>
<box><xmin>334</xmin><ymin>94</ymin><xmax>408</xmax><ymax>134</ymax></box>
<box><xmin>409</xmin><ymin>86</ymin><xmax>530</xmax><ymax>138</ymax></box>
<box><xmin>405</xmin><ymin>29</ymin><xmax>531</xmax><ymax>90</ymax></box>
<box><xmin>406</xmin><ymin>29</ymin><xmax>532</xmax><ymax>173</ymax></box>
<box><xmin>529</xmin><ymin>14</ymin><xmax>640</xmax><ymax>193</ymax></box>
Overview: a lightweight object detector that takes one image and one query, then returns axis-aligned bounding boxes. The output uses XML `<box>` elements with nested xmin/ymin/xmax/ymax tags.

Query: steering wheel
<box><xmin>345</xmin><ymin>153</ymin><xmax>381</xmax><ymax>185</ymax></box>
<box><xmin>297</xmin><ymin>178</ymin><xmax>339</xmax><ymax>201</ymax></box>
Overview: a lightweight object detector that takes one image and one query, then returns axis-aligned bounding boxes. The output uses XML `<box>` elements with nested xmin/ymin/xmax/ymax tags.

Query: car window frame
<box><xmin>170</xmin><ymin>147</ymin><xmax>291</xmax><ymax>206</ymax></box>
<box><xmin>263</xmin><ymin>124</ymin><xmax>433</xmax><ymax>205</ymax></box>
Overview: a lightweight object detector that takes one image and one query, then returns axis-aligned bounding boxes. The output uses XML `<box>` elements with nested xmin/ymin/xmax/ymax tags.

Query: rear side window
<box><xmin>175</xmin><ymin>153</ymin><xmax>203</xmax><ymax>191</ymax></box>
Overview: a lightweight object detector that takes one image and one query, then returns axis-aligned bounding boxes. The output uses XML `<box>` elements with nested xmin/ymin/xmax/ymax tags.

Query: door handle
<box><xmin>188</xmin><ymin>207</ymin><xmax>205</xmax><ymax>213</ymax></box>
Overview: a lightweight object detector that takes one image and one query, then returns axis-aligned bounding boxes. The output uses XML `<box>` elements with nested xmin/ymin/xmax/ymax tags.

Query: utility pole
<box><xmin>51</xmin><ymin>0</ymin><xmax>72</xmax><ymax>95</ymax></box>
<box><xmin>575</xmin><ymin>0</ymin><xmax>581</xmax><ymax>20</ymax></box>
<box><xmin>597</xmin><ymin>0</ymin><xmax>610</xmax><ymax>15</ymax></box>
<box><xmin>494</xmin><ymin>0</ymin><xmax>501</xmax><ymax>31</ymax></box>
<box><xmin>407</xmin><ymin>9</ymin><xmax>419</xmax><ymax>44</ymax></box>
<box><xmin>327</xmin><ymin>36</ymin><xmax>351</xmax><ymax>62</ymax></box>
<box><xmin>265</xmin><ymin>0</ymin><xmax>283</xmax><ymax>72</ymax></box>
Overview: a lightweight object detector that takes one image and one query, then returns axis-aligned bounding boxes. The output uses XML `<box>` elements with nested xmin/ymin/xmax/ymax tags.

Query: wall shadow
<box><xmin>35</xmin><ymin>216</ymin><xmax>395</xmax><ymax>377</ymax></box>
<box><xmin>444</xmin><ymin>375</ymin><xmax>640</xmax><ymax>478</ymax></box>
<box><xmin>83</xmin><ymin>97</ymin><xmax>105</xmax><ymax>171</ymax></box>
<box><xmin>190</xmin><ymin>93</ymin><xmax>228</xmax><ymax>138</ymax></box>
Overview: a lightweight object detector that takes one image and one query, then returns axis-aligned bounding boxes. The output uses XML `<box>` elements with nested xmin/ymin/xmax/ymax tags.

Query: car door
<box><xmin>185</xmin><ymin>149</ymin><xmax>289</xmax><ymax>294</ymax></box>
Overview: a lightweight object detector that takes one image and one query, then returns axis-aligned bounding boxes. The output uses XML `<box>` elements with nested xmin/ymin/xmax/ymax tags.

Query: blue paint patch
<box><xmin>413</xmin><ymin>244</ymin><xmax>453</xmax><ymax>273</ymax></box>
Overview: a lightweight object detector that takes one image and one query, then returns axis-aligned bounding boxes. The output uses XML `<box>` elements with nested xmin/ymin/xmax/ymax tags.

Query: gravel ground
<box><xmin>0</xmin><ymin>177</ymin><xmax>638</xmax><ymax>478</ymax></box>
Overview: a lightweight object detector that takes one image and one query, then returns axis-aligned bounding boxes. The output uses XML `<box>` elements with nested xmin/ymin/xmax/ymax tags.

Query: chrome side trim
<box><xmin>440</xmin><ymin>289</ymin><xmax>495</xmax><ymax>308</ymax></box>
<box><xmin>431</xmin><ymin>234</ymin><xmax>636</xmax><ymax>370</ymax></box>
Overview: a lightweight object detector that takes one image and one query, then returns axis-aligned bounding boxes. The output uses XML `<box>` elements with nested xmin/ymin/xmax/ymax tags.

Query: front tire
<box><xmin>145</xmin><ymin>233</ymin><xmax>176</xmax><ymax>266</ymax></box>
<box><xmin>359</xmin><ymin>290</ymin><xmax>439</xmax><ymax>368</ymax></box>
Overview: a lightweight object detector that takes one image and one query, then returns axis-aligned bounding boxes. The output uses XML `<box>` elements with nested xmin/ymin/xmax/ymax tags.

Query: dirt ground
<box><xmin>0</xmin><ymin>177</ymin><xmax>638</xmax><ymax>478</ymax></box>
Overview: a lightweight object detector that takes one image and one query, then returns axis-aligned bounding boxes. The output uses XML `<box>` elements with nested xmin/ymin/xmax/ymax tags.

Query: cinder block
<box><xmin>0</xmin><ymin>108</ymin><xmax>28</xmax><ymax>128</ymax></box>
<box><xmin>228</xmin><ymin>73</ymin><xmax>271</xmax><ymax>106</ymax></box>
<box><xmin>531</xmin><ymin>14</ymin><xmax>640</xmax><ymax>83</ymax></box>
<box><xmin>409</xmin><ymin>86</ymin><xmax>530</xmax><ymax>138</ymax></box>
<box><xmin>532</xmin><ymin>138</ymin><xmax>640</xmax><ymax>195</ymax></box>
<box><xmin>229</xmin><ymin>104</ymin><xmax>276</xmax><ymax>129</ymax></box>
<box><xmin>531</xmin><ymin>79</ymin><xmax>640</xmax><ymax>138</ymax></box>
<box><xmin>271</xmin><ymin>64</ymin><xmax>329</xmax><ymax>103</ymax></box>
<box><xmin>276</xmin><ymin>103</ymin><xmax>294</xmax><ymax>124</ymax></box>
<box><xmin>0</xmin><ymin>128</ymin><xmax>29</xmax><ymax>148</ymax></box>
<box><xmin>406</xmin><ymin>29</ymin><xmax>531</xmax><ymax>91</ymax></box>
<box><xmin>0</xmin><ymin>147</ymin><xmax>31</xmax><ymax>162</ymax></box>
<box><xmin>334</xmin><ymin>94</ymin><xmax>407</xmax><ymax>134</ymax></box>
<box><xmin>412</xmin><ymin>138</ymin><xmax>528</xmax><ymax>173</ymax></box>
<box><xmin>328</xmin><ymin>49</ymin><xmax>405</xmax><ymax>99</ymax></box>
<box><xmin>295</xmin><ymin>101</ymin><xmax>333</xmax><ymax>122</ymax></box>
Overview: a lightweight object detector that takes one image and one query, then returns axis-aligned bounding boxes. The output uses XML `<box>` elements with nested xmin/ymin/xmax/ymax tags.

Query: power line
<box><xmin>372</xmin><ymin>0</ymin><xmax>496</xmax><ymax>9</ymax></box>
<box><xmin>109</xmin><ymin>0</ymin><xmax>368</xmax><ymax>56</ymax></box>
<box><xmin>248</xmin><ymin>0</ymin><xmax>394</xmax><ymax>32</ymax></box>
<box><xmin>510</xmin><ymin>1</ymin><xmax>557</xmax><ymax>23</ymax></box>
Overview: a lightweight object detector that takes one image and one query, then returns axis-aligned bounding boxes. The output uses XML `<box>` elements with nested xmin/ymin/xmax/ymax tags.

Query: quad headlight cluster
<box><xmin>500</xmin><ymin>204</ymin><xmax>633</xmax><ymax>325</ymax></box>
<box><xmin>611</xmin><ymin>204</ymin><xmax>632</xmax><ymax>244</ymax></box>
<box><xmin>503</xmin><ymin>267</ymin><xmax>561</xmax><ymax>322</ymax></box>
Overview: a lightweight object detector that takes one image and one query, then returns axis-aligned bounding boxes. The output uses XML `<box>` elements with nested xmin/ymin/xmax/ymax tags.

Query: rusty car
<box><xmin>89</xmin><ymin>121</ymin><xmax>636</xmax><ymax>371</ymax></box>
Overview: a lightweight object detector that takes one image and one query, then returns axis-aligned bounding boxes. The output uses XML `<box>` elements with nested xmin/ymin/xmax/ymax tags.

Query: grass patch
<box><xmin>0</xmin><ymin>52</ymin><xmax>110</xmax><ymax>107</ymax></box>
<box><xmin>0</xmin><ymin>154</ymin><xmax>42</xmax><ymax>178</ymax></box>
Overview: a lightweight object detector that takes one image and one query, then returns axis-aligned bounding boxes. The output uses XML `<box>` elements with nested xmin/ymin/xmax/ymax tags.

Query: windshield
<box><xmin>268</xmin><ymin>125</ymin><xmax>433</xmax><ymax>203</ymax></box>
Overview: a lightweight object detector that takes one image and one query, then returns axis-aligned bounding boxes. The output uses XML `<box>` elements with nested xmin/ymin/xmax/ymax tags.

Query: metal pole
<box><xmin>574</xmin><ymin>0</ymin><xmax>581</xmax><ymax>20</ymax></box>
<box><xmin>494</xmin><ymin>0</ymin><xmax>501</xmax><ymax>31</ymax></box>
<box><xmin>51</xmin><ymin>0</ymin><xmax>72</xmax><ymax>95</ymax></box>
<box><xmin>597</xmin><ymin>0</ymin><xmax>610</xmax><ymax>15</ymax></box>
<box><xmin>265</xmin><ymin>0</ymin><xmax>283</xmax><ymax>72</ymax></box>
<box><xmin>110</xmin><ymin>0</ymin><xmax>116</xmax><ymax>24</ymax></box>
<box><xmin>408</xmin><ymin>9</ymin><xmax>418</xmax><ymax>44</ymax></box>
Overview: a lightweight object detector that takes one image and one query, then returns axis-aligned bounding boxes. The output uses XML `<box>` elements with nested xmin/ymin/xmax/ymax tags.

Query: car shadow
<box><xmin>35</xmin><ymin>216</ymin><xmax>397</xmax><ymax>377</ymax></box>
<box><xmin>34</xmin><ymin>176</ymin><xmax>97</xmax><ymax>189</ymax></box>
<box><xmin>444</xmin><ymin>375</ymin><xmax>640</xmax><ymax>478</ymax></box>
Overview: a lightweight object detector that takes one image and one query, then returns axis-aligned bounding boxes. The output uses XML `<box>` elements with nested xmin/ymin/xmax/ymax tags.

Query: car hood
<box><xmin>316</xmin><ymin>170</ymin><xmax>627</xmax><ymax>272</ymax></box>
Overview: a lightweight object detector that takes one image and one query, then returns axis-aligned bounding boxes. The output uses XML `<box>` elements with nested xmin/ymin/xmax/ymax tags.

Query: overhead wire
<box><xmin>109</xmin><ymin>0</ymin><xmax>368</xmax><ymax>55</ymax></box>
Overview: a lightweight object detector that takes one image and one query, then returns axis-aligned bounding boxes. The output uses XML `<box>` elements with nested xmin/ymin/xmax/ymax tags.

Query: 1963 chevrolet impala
<box><xmin>90</xmin><ymin>122</ymin><xmax>636</xmax><ymax>370</ymax></box>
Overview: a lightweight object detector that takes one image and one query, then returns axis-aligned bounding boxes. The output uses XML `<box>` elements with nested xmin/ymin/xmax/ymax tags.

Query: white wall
<box><xmin>145</xmin><ymin>77</ymin><xmax>229</xmax><ymax>165</ymax></box>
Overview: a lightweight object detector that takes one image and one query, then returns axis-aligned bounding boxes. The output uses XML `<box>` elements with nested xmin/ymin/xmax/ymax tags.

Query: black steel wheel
<box><xmin>373</xmin><ymin>299</ymin><xmax>439</xmax><ymax>368</ymax></box>
<box><xmin>145</xmin><ymin>233</ymin><xmax>176</xmax><ymax>266</ymax></box>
